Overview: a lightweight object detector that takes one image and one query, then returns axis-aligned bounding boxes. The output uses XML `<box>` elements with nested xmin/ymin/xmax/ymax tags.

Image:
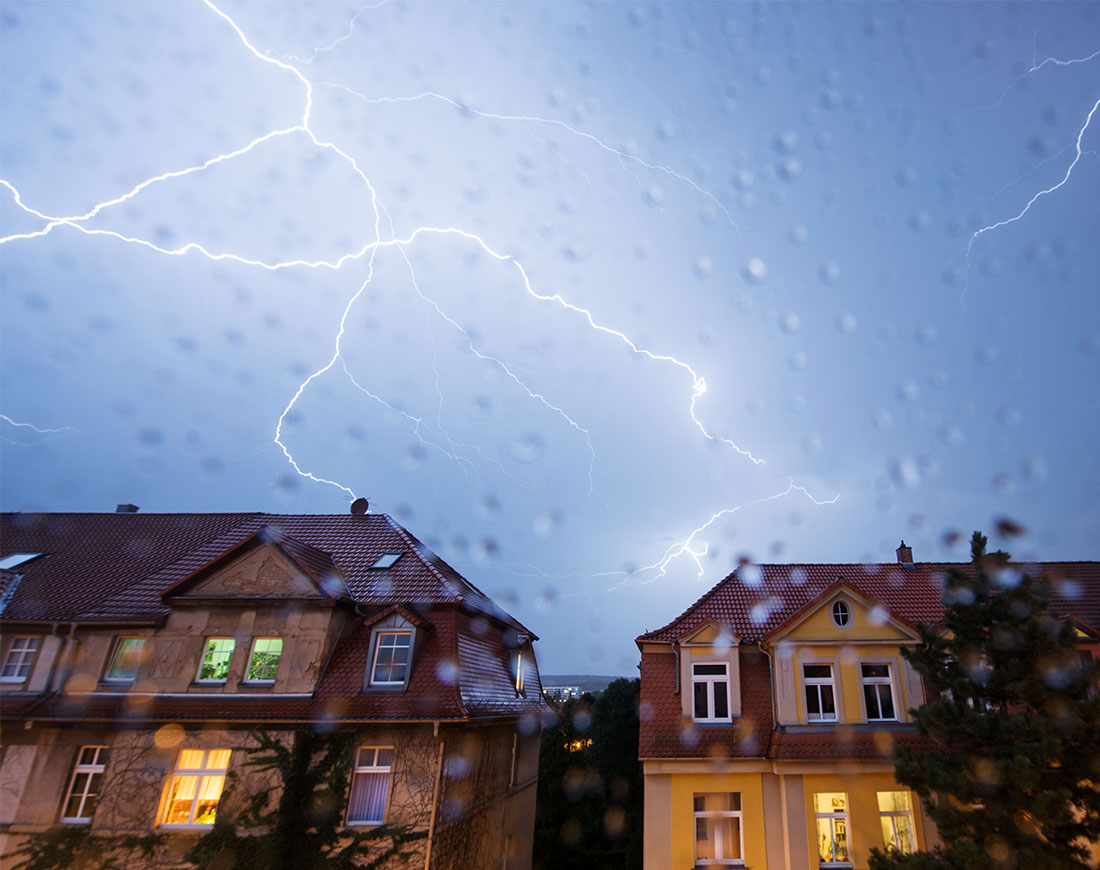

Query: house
<box><xmin>0</xmin><ymin>505</ymin><xmax>546</xmax><ymax>869</ymax></box>
<box><xmin>636</xmin><ymin>543</ymin><xmax>1100</xmax><ymax>869</ymax></box>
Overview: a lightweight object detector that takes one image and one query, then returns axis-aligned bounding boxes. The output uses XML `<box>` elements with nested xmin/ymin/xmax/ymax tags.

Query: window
<box><xmin>60</xmin><ymin>746</ymin><xmax>109</xmax><ymax>823</ymax></box>
<box><xmin>877</xmin><ymin>791</ymin><xmax>916</xmax><ymax>854</ymax></box>
<box><xmin>196</xmin><ymin>638</ymin><xmax>234</xmax><ymax>682</ymax></box>
<box><xmin>370</xmin><ymin>632</ymin><xmax>411</xmax><ymax>685</ymax></box>
<box><xmin>370</xmin><ymin>553</ymin><xmax>403</xmax><ymax>569</ymax></box>
<box><xmin>514</xmin><ymin>652</ymin><xmax>525</xmax><ymax>694</ymax></box>
<box><xmin>1</xmin><ymin>636</ymin><xmax>39</xmax><ymax>682</ymax></box>
<box><xmin>861</xmin><ymin>663</ymin><xmax>897</xmax><ymax>721</ymax></box>
<box><xmin>104</xmin><ymin>638</ymin><xmax>145</xmax><ymax>682</ymax></box>
<box><xmin>831</xmin><ymin>600</ymin><xmax>850</xmax><ymax>628</ymax></box>
<box><xmin>814</xmin><ymin>792</ymin><xmax>851</xmax><ymax>866</ymax></box>
<box><xmin>245</xmin><ymin>638</ymin><xmax>282</xmax><ymax>683</ymax></box>
<box><xmin>0</xmin><ymin>553</ymin><xmax>43</xmax><ymax>571</ymax></box>
<box><xmin>803</xmin><ymin>663</ymin><xmax>837</xmax><ymax>722</ymax></box>
<box><xmin>161</xmin><ymin>748</ymin><xmax>230</xmax><ymax>827</ymax></box>
<box><xmin>693</xmin><ymin>792</ymin><xmax>743</xmax><ymax>866</ymax></box>
<box><xmin>347</xmin><ymin>747</ymin><xmax>393</xmax><ymax>824</ymax></box>
<box><xmin>692</xmin><ymin>662</ymin><xmax>731</xmax><ymax>722</ymax></box>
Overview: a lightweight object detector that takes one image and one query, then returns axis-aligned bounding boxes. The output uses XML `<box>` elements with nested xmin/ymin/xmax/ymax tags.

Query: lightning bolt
<box><xmin>0</xmin><ymin>1</ymin><xmax>838</xmax><ymax>586</ymax></box>
<box><xmin>962</xmin><ymin>96</ymin><xmax>1100</xmax><ymax>311</ymax></box>
<box><xmin>0</xmin><ymin>414</ymin><xmax>79</xmax><ymax>446</ymax></box>
<box><xmin>986</xmin><ymin>48</ymin><xmax>1100</xmax><ymax>110</ymax></box>
<box><xmin>279</xmin><ymin>1</ymin><xmax>391</xmax><ymax>65</ymax></box>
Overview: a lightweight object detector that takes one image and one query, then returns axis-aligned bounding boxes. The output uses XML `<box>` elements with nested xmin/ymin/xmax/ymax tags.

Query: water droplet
<box><xmin>787</xmin><ymin>350</ymin><xmax>807</xmax><ymax>371</ymax></box>
<box><xmin>896</xmin><ymin>380</ymin><xmax>919</xmax><ymax>402</ymax></box>
<box><xmin>997</xmin><ymin>405</ymin><xmax>1021</xmax><ymax>427</ymax></box>
<box><xmin>789</xmin><ymin>224</ymin><xmax>808</xmax><ymax>244</ymax></box>
<box><xmin>743</xmin><ymin>258</ymin><xmax>767</xmax><ymax>283</ymax></box>
<box><xmin>694</xmin><ymin>256</ymin><xmax>713</xmax><ymax>279</ymax></box>
<box><xmin>779</xmin><ymin>313</ymin><xmax>801</xmax><ymax>334</ymax></box>
<box><xmin>836</xmin><ymin>313</ymin><xmax>857</xmax><ymax>333</ymax></box>
<box><xmin>819</xmin><ymin>261</ymin><xmax>841</xmax><ymax>284</ymax></box>
<box><xmin>510</xmin><ymin>433</ymin><xmax>546</xmax><ymax>463</ymax></box>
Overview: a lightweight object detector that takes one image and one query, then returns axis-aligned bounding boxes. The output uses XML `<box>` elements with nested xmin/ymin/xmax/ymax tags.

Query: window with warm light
<box><xmin>161</xmin><ymin>748</ymin><xmax>230</xmax><ymax>827</ymax></box>
<box><xmin>245</xmin><ymin>637</ymin><xmax>282</xmax><ymax>683</ymax></box>
<box><xmin>877</xmin><ymin>791</ymin><xmax>916</xmax><ymax>854</ymax></box>
<box><xmin>814</xmin><ymin>792</ymin><xmax>851</xmax><ymax>866</ymax></box>
<box><xmin>693</xmin><ymin>792</ymin><xmax>743</xmax><ymax>866</ymax></box>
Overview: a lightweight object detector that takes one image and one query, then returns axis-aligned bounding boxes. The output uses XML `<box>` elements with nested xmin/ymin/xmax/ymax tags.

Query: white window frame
<box><xmin>1</xmin><ymin>636</ymin><xmax>40</xmax><ymax>683</ymax></box>
<box><xmin>693</xmin><ymin>792</ymin><xmax>744</xmax><ymax>866</ymax></box>
<box><xmin>877</xmin><ymin>791</ymin><xmax>917</xmax><ymax>854</ymax></box>
<box><xmin>692</xmin><ymin>661</ymin><xmax>732</xmax><ymax>723</ymax></box>
<box><xmin>160</xmin><ymin>748</ymin><xmax>231</xmax><ymax>828</ymax></box>
<box><xmin>830</xmin><ymin>600</ymin><xmax>851</xmax><ymax>629</ymax></box>
<box><xmin>861</xmin><ymin>662</ymin><xmax>898</xmax><ymax>722</ymax></box>
<box><xmin>803</xmin><ymin>662</ymin><xmax>838</xmax><ymax>723</ymax></box>
<box><xmin>369</xmin><ymin>631</ymin><xmax>412</xmax><ymax>687</ymax></box>
<box><xmin>195</xmin><ymin>637</ymin><xmax>235</xmax><ymax>684</ymax></box>
<box><xmin>814</xmin><ymin>792</ymin><xmax>852</xmax><ymax>867</ymax></box>
<box><xmin>244</xmin><ymin>637</ymin><xmax>283</xmax><ymax>684</ymax></box>
<box><xmin>60</xmin><ymin>745</ymin><xmax>109</xmax><ymax>824</ymax></box>
<box><xmin>346</xmin><ymin>747</ymin><xmax>393</xmax><ymax>825</ymax></box>
<box><xmin>103</xmin><ymin>637</ymin><xmax>145</xmax><ymax>683</ymax></box>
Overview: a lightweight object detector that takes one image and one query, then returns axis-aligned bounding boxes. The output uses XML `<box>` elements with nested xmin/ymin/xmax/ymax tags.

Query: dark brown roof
<box><xmin>0</xmin><ymin>512</ymin><xmax>533</xmax><ymax>637</ymax></box>
<box><xmin>638</xmin><ymin>561</ymin><xmax>1100</xmax><ymax>644</ymax></box>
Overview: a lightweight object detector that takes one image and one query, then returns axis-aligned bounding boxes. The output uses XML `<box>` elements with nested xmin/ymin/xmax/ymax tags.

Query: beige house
<box><xmin>0</xmin><ymin>507</ymin><xmax>546</xmax><ymax>868</ymax></box>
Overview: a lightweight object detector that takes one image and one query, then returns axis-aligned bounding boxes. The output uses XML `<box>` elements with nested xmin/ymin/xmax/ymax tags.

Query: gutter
<box><xmin>424</xmin><ymin>721</ymin><xmax>445</xmax><ymax>870</ymax></box>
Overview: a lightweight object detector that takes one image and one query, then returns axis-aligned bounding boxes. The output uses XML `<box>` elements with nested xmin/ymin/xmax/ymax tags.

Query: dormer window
<box><xmin>692</xmin><ymin>662</ymin><xmax>731</xmax><ymax>722</ymax></box>
<box><xmin>370</xmin><ymin>632</ymin><xmax>411</xmax><ymax>686</ymax></box>
<box><xmin>370</xmin><ymin>553</ymin><xmax>403</xmax><ymax>570</ymax></box>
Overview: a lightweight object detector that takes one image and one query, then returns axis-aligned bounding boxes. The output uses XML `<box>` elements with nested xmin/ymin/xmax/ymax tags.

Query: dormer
<box><xmin>764</xmin><ymin>581</ymin><xmax>924</xmax><ymax>726</ymax></box>
<box><xmin>677</xmin><ymin>621</ymin><xmax>742</xmax><ymax>722</ymax></box>
<box><xmin>362</xmin><ymin>604</ymin><xmax>428</xmax><ymax>693</ymax></box>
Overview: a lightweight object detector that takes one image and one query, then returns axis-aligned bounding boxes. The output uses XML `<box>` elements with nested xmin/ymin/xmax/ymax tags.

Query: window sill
<box><xmin>240</xmin><ymin>680</ymin><xmax>275</xmax><ymax>688</ymax></box>
<box><xmin>100</xmin><ymin>678</ymin><xmax>136</xmax><ymax>686</ymax></box>
<box><xmin>362</xmin><ymin>684</ymin><xmax>408</xmax><ymax>694</ymax></box>
<box><xmin>160</xmin><ymin>824</ymin><xmax>216</xmax><ymax>831</ymax></box>
<box><xmin>59</xmin><ymin>818</ymin><xmax>91</xmax><ymax>825</ymax></box>
<box><xmin>0</xmin><ymin>677</ymin><xmax>28</xmax><ymax>684</ymax></box>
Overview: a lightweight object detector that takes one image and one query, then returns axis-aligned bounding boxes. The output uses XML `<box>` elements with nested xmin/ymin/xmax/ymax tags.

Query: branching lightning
<box><xmin>0</xmin><ymin>1</ymin><xmax>841</xmax><ymax>591</ymax></box>
<box><xmin>0</xmin><ymin>414</ymin><xmax>79</xmax><ymax>446</ymax></box>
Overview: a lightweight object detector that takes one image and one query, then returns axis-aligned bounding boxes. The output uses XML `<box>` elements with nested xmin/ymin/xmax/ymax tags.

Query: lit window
<box><xmin>104</xmin><ymin>638</ymin><xmax>145</xmax><ymax>682</ymax></box>
<box><xmin>1</xmin><ymin>637</ymin><xmax>40</xmax><ymax>682</ymax></box>
<box><xmin>370</xmin><ymin>553</ymin><xmax>403</xmax><ymax>569</ymax></box>
<box><xmin>196</xmin><ymin>638</ymin><xmax>234</xmax><ymax>683</ymax></box>
<box><xmin>693</xmin><ymin>792</ymin><xmax>743</xmax><ymax>866</ymax></box>
<box><xmin>514</xmin><ymin>652</ymin><xmax>525</xmax><ymax>694</ymax></box>
<box><xmin>831</xmin><ymin>600</ymin><xmax>850</xmax><ymax>628</ymax></box>
<box><xmin>370</xmin><ymin>632</ymin><xmax>411</xmax><ymax>685</ymax></box>
<box><xmin>347</xmin><ymin>747</ymin><xmax>393</xmax><ymax>824</ymax></box>
<box><xmin>877</xmin><ymin>791</ymin><xmax>916</xmax><ymax>854</ymax></box>
<box><xmin>861</xmin><ymin>663</ymin><xmax>897</xmax><ymax>721</ymax></box>
<box><xmin>692</xmin><ymin>662</ymin><xmax>731</xmax><ymax>722</ymax></box>
<box><xmin>245</xmin><ymin>638</ymin><xmax>282</xmax><ymax>683</ymax></box>
<box><xmin>162</xmin><ymin>748</ymin><xmax>230</xmax><ymax>827</ymax></box>
<box><xmin>803</xmin><ymin>664</ymin><xmax>837</xmax><ymax>723</ymax></box>
<box><xmin>60</xmin><ymin>746</ymin><xmax>109</xmax><ymax>823</ymax></box>
<box><xmin>814</xmin><ymin>792</ymin><xmax>851</xmax><ymax>866</ymax></box>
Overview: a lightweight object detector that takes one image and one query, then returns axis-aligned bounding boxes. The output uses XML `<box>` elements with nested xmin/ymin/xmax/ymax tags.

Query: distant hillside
<box><xmin>540</xmin><ymin>674</ymin><xmax>633</xmax><ymax>695</ymax></box>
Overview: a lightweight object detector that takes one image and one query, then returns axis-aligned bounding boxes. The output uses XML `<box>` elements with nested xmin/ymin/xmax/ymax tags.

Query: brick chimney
<box><xmin>896</xmin><ymin>540</ymin><xmax>913</xmax><ymax>563</ymax></box>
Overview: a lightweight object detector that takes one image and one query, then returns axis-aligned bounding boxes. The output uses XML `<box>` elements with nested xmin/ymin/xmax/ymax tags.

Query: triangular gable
<box><xmin>161</xmin><ymin>527</ymin><xmax>347</xmax><ymax>601</ymax></box>
<box><xmin>677</xmin><ymin>620</ymin><xmax>739</xmax><ymax>646</ymax></box>
<box><xmin>361</xmin><ymin>603</ymin><xmax>428</xmax><ymax>631</ymax></box>
<box><xmin>764</xmin><ymin>579</ymin><xmax>919</xmax><ymax>644</ymax></box>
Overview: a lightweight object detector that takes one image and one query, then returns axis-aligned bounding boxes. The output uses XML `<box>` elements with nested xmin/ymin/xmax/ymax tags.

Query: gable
<box><xmin>176</xmin><ymin>545</ymin><xmax>327</xmax><ymax>600</ymax></box>
<box><xmin>772</xmin><ymin>588</ymin><xmax>918</xmax><ymax>643</ymax></box>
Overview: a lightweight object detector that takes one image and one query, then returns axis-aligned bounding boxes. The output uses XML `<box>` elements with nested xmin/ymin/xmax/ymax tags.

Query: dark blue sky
<box><xmin>2</xmin><ymin>1</ymin><xmax>1098</xmax><ymax>673</ymax></box>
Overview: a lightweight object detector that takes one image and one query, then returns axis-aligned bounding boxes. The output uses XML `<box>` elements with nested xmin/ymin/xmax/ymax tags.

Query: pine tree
<box><xmin>870</xmin><ymin>532</ymin><xmax>1100</xmax><ymax>870</ymax></box>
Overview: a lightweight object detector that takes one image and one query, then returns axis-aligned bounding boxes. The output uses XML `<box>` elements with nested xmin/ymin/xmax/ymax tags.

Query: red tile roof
<box><xmin>0</xmin><ymin>512</ymin><xmax>534</xmax><ymax>637</ymax></box>
<box><xmin>637</xmin><ymin>561</ymin><xmax>1100</xmax><ymax>644</ymax></box>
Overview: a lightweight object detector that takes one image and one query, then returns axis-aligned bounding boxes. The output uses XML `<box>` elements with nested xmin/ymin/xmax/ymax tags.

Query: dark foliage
<box><xmin>870</xmin><ymin>532</ymin><xmax>1100</xmax><ymax>870</ymax></box>
<box><xmin>534</xmin><ymin>678</ymin><xmax>643</xmax><ymax>870</ymax></box>
<box><xmin>2</xmin><ymin>825</ymin><xmax>162</xmax><ymax>870</ymax></box>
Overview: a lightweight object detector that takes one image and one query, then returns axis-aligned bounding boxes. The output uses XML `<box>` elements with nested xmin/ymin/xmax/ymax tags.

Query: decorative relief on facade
<box><xmin>187</xmin><ymin>549</ymin><xmax>322</xmax><ymax>599</ymax></box>
<box><xmin>289</xmin><ymin>640</ymin><xmax>322</xmax><ymax>683</ymax></box>
<box><xmin>149</xmin><ymin>639</ymin><xmax>184</xmax><ymax>680</ymax></box>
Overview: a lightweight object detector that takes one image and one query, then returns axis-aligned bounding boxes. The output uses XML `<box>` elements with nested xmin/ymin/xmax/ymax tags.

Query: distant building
<box><xmin>541</xmin><ymin>685</ymin><xmax>582</xmax><ymax>702</ymax></box>
<box><xmin>0</xmin><ymin>508</ymin><xmax>548</xmax><ymax>869</ymax></box>
<box><xmin>636</xmin><ymin>543</ymin><xmax>1100</xmax><ymax>869</ymax></box>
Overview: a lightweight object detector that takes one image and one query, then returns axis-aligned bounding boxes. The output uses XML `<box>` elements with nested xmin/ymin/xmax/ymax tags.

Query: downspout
<box><xmin>757</xmin><ymin>641</ymin><xmax>778</xmax><ymax>757</ymax></box>
<box><xmin>673</xmin><ymin>640</ymin><xmax>681</xmax><ymax>695</ymax></box>
<box><xmin>45</xmin><ymin>622</ymin><xmax>77</xmax><ymax>694</ymax></box>
<box><xmin>424</xmin><ymin>721</ymin><xmax>445</xmax><ymax>870</ymax></box>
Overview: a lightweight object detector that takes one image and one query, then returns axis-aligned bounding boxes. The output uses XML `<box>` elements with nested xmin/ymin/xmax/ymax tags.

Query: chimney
<box><xmin>896</xmin><ymin>540</ymin><xmax>913</xmax><ymax>564</ymax></box>
<box><xmin>115</xmin><ymin>504</ymin><xmax>140</xmax><ymax>513</ymax></box>
<box><xmin>350</xmin><ymin>497</ymin><xmax>369</xmax><ymax>516</ymax></box>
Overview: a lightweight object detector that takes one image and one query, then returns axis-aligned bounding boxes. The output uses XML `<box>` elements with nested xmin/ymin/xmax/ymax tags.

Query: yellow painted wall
<box><xmin>801</xmin><ymin>772</ymin><xmax>927</xmax><ymax>870</ymax></box>
<box><xmin>790</xmin><ymin>643</ymin><xmax>911</xmax><ymax>725</ymax></box>
<box><xmin>668</xmin><ymin>771</ymin><xmax>765</xmax><ymax>869</ymax></box>
<box><xmin>783</xmin><ymin>596</ymin><xmax>910</xmax><ymax>643</ymax></box>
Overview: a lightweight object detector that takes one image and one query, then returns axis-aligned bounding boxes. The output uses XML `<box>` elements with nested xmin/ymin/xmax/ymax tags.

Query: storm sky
<box><xmin>2</xmin><ymin>1</ymin><xmax>1098</xmax><ymax>675</ymax></box>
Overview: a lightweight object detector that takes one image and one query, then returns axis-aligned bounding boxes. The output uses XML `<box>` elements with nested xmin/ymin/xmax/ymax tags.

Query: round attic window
<box><xmin>831</xmin><ymin>600</ymin><xmax>851</xmax><ymax>628</ymax></box>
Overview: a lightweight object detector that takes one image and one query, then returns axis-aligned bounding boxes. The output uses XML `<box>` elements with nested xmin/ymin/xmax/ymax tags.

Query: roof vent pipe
<box><xmin>116</xmin><ymin>504</ymin><xmax>139</xmax><ymax>513</ymax></box>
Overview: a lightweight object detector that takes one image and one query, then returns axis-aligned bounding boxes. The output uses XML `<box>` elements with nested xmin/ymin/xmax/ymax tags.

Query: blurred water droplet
<box><xmin>743</xmin><ymin>258</ymin><xmax>767</xmax><ymax>283</ymax></box>
<box><xmin>896</xmin><ymin>380</ymin><xmax>919</xmax><ymax>402</ymax></box>
<box><xmin>996</xmin><ymin>405</ymin><xmax>1021</xmax><ymax>427</ymax></box>
<box><xmin>992</xmin><ymin>472</ymin><xmax>1014</xmax><ymax>495</ymax></box>
<box><xmin>787</xmin><ymin>350</ymin><xmax>807</xmax><ymax>371</ymax></box>
<box><xmin>874</xmin><ymin>409</ymin><xmax>893</xmax><ymax>430</ymax></box>
<box><xmin>819</xmin><ymin>261</ymin><xmax>841</xmax><ymax>284</ymax></box>
<box><xmin>789</xmin><ymin>224</ymin><xmax>808</xmax><ymax>244</ymax></box>
<box><xmin>694</xmin><ymin>256</ymin><xmax>713</xmax><ymax>279</ymax></box>
<box><xmin>836</xmin><ymin>313</ymin><xmax>857</xmax><ymax>333</ymax></box>
<box><xmin>644</xmin><ymin>184</ymin><xmax>665</xmax><ymax>206</ymax></box>
<box><xmin>780</xmin><ymin>314</ymin><xmax>801</xmax><ymax>334</ymax></box>
<box><xmin>889</xmin><ymin>457</ymin><xmax>921</xmax><ymax>489</ymax></box>
<box><xmin>510</xmin><ymin>433</ymin><xmax>546</xmax><ymax>463</ymax></box>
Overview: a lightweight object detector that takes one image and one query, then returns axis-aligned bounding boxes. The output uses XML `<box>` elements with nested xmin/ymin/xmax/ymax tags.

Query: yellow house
<box><xmin>636</xmin><ymin>544</ymin><xmax>1100</xmax><ymax>869</ymax></box>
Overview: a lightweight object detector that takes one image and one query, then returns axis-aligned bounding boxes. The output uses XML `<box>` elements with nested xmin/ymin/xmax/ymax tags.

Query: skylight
<box><xmin>370</xmin><ymin>553</ymin><xmax>403</xmax><ymax>570</ymax></box>
<box><xmin>0</xmin><ymin>553</ymin><xmax>43</xmax><ymax>571</ymax></box>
